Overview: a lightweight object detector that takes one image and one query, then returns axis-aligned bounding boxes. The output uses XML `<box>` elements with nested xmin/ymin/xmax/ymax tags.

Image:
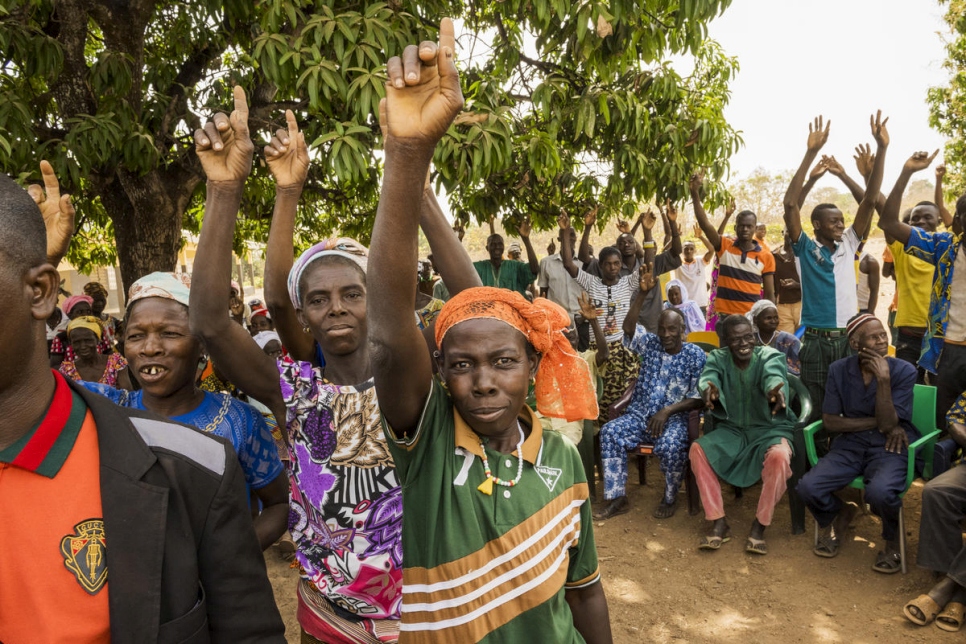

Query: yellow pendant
<box><xmin>477</xmin><ymin>477</ymin><xmax>494</xmax><ymax>495</ymax></box>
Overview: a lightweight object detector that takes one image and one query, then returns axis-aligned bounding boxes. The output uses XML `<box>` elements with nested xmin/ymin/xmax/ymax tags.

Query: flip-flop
<box><xmin>698</xmin><ymin>531</ymin><xmax>732</xmax><ymax>550</ymax></box>
<box><xmin>872</xmin><ymin>550</ymin><xmax>902</xmax><ymax>574</ymax></box>
<box><xmin>745</xmin><ymin>537</ymin><xmax>768</xmax><ymax>555</ymax></box>
<box><xmin>903</xmin><ymin>594</ymin><xmax>941</xmax><ymax>626</ymax></box>
<box><xmin>936</xmin><ymin>601</ymin><xmax>966</xmax><ymax>632</ymax></box>
<box><xmin>813</xmin><ymin>534</ymin><xmax>839</xmax><ymax>558</ymax></box>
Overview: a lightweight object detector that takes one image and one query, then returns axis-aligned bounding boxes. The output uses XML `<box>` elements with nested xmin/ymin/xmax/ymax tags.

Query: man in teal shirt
<box><xmin>473</xmin><ymin>220</ymin><xmax>539</xmax><ymax>297</ymax></box>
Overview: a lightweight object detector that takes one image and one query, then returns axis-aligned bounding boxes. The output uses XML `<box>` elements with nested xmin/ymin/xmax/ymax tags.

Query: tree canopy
<box><xmin>0</xmin><ymin>0</ymin><xmax>740</xmax><ymax>290</ymax></box>
<box><xmin>929</xmin><ymin>0</ymin><xmax>966</xmax><ymax>202</ymax></box>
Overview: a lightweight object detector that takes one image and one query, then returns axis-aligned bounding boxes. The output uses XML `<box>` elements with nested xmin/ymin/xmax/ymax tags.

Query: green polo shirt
<box><xmin>384</xmin><ymin>379</ymin><xmax>599</xmax><ymax>644</ymax></box>
<box><xmin>473</xmin><ymin>259</ymin><xmax>535</xmax><ymax>297</ymax></box>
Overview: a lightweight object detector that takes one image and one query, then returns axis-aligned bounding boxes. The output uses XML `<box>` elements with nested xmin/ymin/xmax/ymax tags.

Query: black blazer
<box><xmin>72</xmin><ymin>381</ymin><xmax>286</xmax><ymax>643</ymax></box>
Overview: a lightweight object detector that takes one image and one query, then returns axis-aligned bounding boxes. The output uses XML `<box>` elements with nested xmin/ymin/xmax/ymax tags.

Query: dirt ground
<box><xmin>264</xmin><ymin>469</ymin><xmax>945</xmax><ymax>644</ymax></box>
<box><xmin>264</xmin><ymin>241</ymin><xmax>937</xmax><ymax>643</ymax></box>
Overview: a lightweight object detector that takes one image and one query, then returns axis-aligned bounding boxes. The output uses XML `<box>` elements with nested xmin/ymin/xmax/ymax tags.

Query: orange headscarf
<box><xmin>435</xmin><ymin>287</ymin><xmax>599</xmax><ymax>423</ymax></box>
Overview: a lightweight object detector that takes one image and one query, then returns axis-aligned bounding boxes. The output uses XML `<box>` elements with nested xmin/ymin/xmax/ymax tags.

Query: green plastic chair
<box><xmin>802</xmin><ymin>383</ymin><xmax>941</xmax><ymax>573</ymax></box>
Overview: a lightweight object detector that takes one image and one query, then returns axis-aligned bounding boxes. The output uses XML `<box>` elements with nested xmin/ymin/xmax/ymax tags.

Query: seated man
<box><xmin>689</xmin><ymin>314</ymin><xmax>795</xmax><ymax>555</ymax></box>
<box><xmin>903</xmin><ymin>389</ymin><xmax>966</xmax><ymax>629</ymax></box>
<box><xmin>796</xmin><ymin>313</ymin><xmax>918</xmax><ymax>574</ymax></box>
<box><xmin>596</xmin><ymin>266</ymin><xmax>706</xmax><ymax>520</ymax></box>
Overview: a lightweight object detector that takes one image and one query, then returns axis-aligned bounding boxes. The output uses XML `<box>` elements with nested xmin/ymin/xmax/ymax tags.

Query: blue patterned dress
<box><xmin>600</xmin><ymin>327</ymin><xmax>706</xmax><ymax>504</ymax></box>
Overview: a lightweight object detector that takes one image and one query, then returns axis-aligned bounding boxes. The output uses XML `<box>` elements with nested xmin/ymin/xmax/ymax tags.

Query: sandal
<box><xmin>813</xmin><ymin>534</ymin><xmax>839</xmax><ymax>558</ymax></box>
<box><xmin>903</xmin><ymin>594</ymin><xmax>942</xmax><ymax>626</ymax></box>
<box><xmin>937</xmin><ymin>602</ymin><xmax>966</xmax><ymax>632</ymax></box>
<box><xmin>872</xmin><ymin>550</ymin><xmax>902</xmax><ymax>574</ymax></box>
<box><xmin>698</xmin><ymin>531</ymin><xmax>732</xmax><ymax>551</ymax></box>
<box><xmin>745</xmin><ymin>537</ymin><xmax>768</xmax><ymax>555</ymax></box>
<box><xmin>593</xmin><ymin>497</ymin><xmax>629</xmax><ymax>520</ymax></box>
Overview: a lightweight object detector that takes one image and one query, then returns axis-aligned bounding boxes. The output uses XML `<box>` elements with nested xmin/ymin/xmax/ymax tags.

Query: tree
<box><xmin>727</xmin><ymin>167</ymin><xmax>790</xmax><ymax>225</ymax></box>
<box><xmin>0</xmin><ymin>0</ymin><xmax>740</xmax><ymax>291</ymax></box>
<box><xmin>928</xmin><ymin>0</ymin><xmax>966</xmax><ymax>202</ymax></box>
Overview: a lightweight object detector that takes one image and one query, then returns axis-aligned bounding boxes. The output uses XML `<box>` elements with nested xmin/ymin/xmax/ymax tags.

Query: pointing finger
<box><xmin>438</xmin><ymin>16</ymin><xmax>459</xmax><ymax>82</ymax></box>
<box><xmin>39</xmin><ymin>160</ymin><xmax>61</xmax><ymax>203</ymax></box>
<box><xmin>285</xmin><ymin>109</ymin><xmax>299</xmax><ymax>143</ymax></box>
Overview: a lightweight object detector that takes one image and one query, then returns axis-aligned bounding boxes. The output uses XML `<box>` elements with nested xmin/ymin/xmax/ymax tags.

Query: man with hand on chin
<box><xmin>796</xmin><ymin>314</ymin><xmax>918</xmax><ymax>574</ymax></box>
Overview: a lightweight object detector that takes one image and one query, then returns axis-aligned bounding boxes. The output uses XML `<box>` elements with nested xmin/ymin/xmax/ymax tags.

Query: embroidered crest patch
<box><xmin>60</xmin><ymin>519</ymin><xmax>108</xmax><ymax>594</ymax></box>
<box><xmin>534</xmin><ymin>465</ymin><xmax>562</xmax><ymax>492</ymax></box>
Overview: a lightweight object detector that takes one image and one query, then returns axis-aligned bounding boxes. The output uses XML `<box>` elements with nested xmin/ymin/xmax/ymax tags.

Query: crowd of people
<box><xmin>3</xmin><ymin>16</ymin><xmax>966</xmax><ymax>644</ymax></box>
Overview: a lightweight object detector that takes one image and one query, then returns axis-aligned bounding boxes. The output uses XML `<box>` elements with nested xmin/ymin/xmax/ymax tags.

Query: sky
<box><xmin>703</xmin><ymin>0</ymin><xmax>950</xmax><ymax>187</ymax></box>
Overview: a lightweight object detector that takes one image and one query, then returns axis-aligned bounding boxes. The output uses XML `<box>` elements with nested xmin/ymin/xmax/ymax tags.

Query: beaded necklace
<box><xmin>477</xmin><ymin>420</ymin><xmax>525</xmax><ymax>496</ymax></box>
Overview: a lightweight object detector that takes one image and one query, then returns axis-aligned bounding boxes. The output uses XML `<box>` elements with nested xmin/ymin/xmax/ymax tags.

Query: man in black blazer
<box><xmin>0</xmin><ymin>165</ymin><xmax>285</xmax><ymax>643</ymax></box>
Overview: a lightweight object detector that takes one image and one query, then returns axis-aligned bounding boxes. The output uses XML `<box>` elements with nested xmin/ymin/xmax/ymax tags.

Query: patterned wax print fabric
<box><xmin>383</xmin><ymin>379</ymin><xmax>599</xmax><ymax>644</ymax></box>
<box><xmin>277</xmin><ymin>357</ymin><xmax>403</xmax><ymax>621</ymax></box>
<box><xmin>600</xmin><ymin>328</ymin><xmax>706</xmax><ymax>503</ymax></box>
<box><xmin>59</xmin><ymin>352</ymin><xmax>127</xmax><ymax>386</ymax></box>
<box><xmin>948</xmin><ymin>390</ymin><xmax>966</xmax><ymax>427</ymax></box>
<box><xmin>78</xmin><ymin>384</ymin><xmax>283</xmax><ymax>493</ymax></box>
<box><xmin>904</xmin><ymin>227</ymin><xmax>965</xmax><ymax>373</ymax></box>
<box><xmin>414</xmin><ymin>297</ymin><xmax>445</xmax><ymax>330</ymax></box>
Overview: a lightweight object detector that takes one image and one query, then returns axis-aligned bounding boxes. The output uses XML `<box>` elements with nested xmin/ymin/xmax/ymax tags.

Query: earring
<box><xmin>440</xmin><ymin>380</ymin><xmax>449</xmax><ymax>392</ymax></box>
<box><xmin>303</xmin><ymin>325</ymin><xmax>311</xmax><ymax>333</ymax></box>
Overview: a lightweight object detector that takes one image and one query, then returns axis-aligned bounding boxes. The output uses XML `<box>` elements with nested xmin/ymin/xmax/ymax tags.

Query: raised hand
<box><xmin>692</xmin><ymin>222</ymin><xmax>703</xmax><ymax>238</ymax></box>
<box><xmin>28</xmin><ymin>160</ymin><xmax>75</xmax><ymax>265</ymax></box>
<box><xmin>702</xmin><ymin>382</ymin><xmax>720</xmax><ymax>410</ymax></box>
<box><xmin>806</xmin><ymin>115</ymin><xmax>830</xmax><ymax>152</ymax></box>
<box><xmin>689</xmin><ymin>170</ymin><xmax>705</xmax><ymax>194</ymax></box>
<box><xmin>577</xmin><ymin>291</ymin><xmax>598</xmax><ymax>320</ymax></box>
<box><xmin>640</xmin><ymin>209</ymin><xmax>657</xmax><ymax>230</ymax></box>
<box><xmin>547</xmin><ymin>239</ymin><xmax>556</xmax><ymax>256</ymax></box>
<box><xmin>809</xmin><ymin>158</ymin><xmax>829</xmax><ymax>180</ymax></box>
<box><xmin>616</xmin><ymin>219</ymin><xmax>631</xmax><ymax>234</ymax></box>
<box><xmin>638</xmin><ymin>262</ymin><xmax>657</xmax><ymax>293</ymax></box>
<box><xmin>558</xmin><ymin>212</ymin><xmax>572</xmax><ymax>230</ymax></box>
<box><xmin>725</xmin><ymin>197</ymin><xmax>736</xmax><ymax>217</ymax></box>
<box><xmin>453</xmin><ymin>222</ymin><xmax>465</xmax><ymax>241</ymax></box>
<box><xmin>264</xmin><ymin>109</ymin><xmax>309</xmax><ymax>189</ymax></box>
<box><xmin>518</xmin><ymin>217</ymin><xmax>531</xmax><ymax>238</ymax></box>
<box><xmin>852</xmin><ymin>144</ymin><xmax>874</xmax><ymax>181</ymax></box>
<box><xmin>380</xmin><ymin>17</ymin><xmax>464</xmax><ymax>147</ymax></box>
<box><xmin>767</xmin><ymin>382</ymin><xmax>785</xmax><ymax>416</ymax></box>
<box><xmin>583</xmin><ymin>206</ymin><xmax>598</xmax><ymax>227</ymax></box>
<box><xmin>936</xmin><ymin>164</ymin><xmax>946</xmax><ymax>180</ymax></box>
<box><xmin>194</xmin><ymin>85</ymin><xmax>254</xmax><ymax>184</ymax></box>
<box><xmin>666</xmin><ymin>199</ymin><xmax>679</xmax><ymax>221</ymax></box>
<box><xmin>903</xmin><ymin>150</ymin><xmax>940</xmax><ymax>174</ymax></box>
<box><xmin>821</xmin><ymin>154</ymin><xmax>845</xmax><ymax>177</ymax></box>
<box><xmin>870</xmin><ymin>110</ymin><xmax>889</xmax><ymax>147</ymax></box>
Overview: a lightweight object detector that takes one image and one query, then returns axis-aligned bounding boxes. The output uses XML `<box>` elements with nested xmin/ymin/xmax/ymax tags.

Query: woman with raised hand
<box><xmin>190</xmin><ymin>86</ymin><xmax>479</xmax><ymax>644</ymax></box>
<box><xmin>367</xmin><ymin>18</ymin><xmax>613</xmax><ymax>644</ymax></box>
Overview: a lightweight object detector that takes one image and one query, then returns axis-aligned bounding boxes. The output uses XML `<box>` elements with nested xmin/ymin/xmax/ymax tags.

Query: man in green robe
<box><xmin>689</xmin><ymin>315</ymin><xmax>796</xmax><ymax>555</ymax></box>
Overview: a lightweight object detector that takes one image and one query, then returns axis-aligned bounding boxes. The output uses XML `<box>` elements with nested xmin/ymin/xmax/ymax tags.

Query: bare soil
<box><xmin>265</xmin><ymin>469</ymin><xmax>943</xmax><ymax>643</ymax></box>
<box><xmin>265</xmin><ymin>245</ymin><xmax>935</xmax><ymax>643</ymax></box>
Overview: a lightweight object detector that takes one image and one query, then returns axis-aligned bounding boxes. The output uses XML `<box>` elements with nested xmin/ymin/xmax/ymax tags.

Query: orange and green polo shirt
<box><xmin>384</xmin><ymin>380</ymin><xmax>600</xmax><ymax>644</ymax></box>
<box><xmin>0</xmin><ymin>371</ymin><xmax>110</xmax><ymax>643</ymax></box>
<box><xmin>715</xmin><ymin>237</ymin><xmax>775</xmax><ymax>316</ymax></box>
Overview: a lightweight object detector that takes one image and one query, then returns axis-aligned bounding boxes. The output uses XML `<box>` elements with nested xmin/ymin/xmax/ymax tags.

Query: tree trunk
<box><xmin>99</xmin><ymin>167</ymin><xmax>199</xmax><ymax>295</ymax></box>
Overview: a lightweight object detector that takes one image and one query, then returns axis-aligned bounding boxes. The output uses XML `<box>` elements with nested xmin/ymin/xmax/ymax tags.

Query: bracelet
<box><xmin>642</xmin><ymin>241</ymin><xmax>656</xmax><ymax>249</ymax></box>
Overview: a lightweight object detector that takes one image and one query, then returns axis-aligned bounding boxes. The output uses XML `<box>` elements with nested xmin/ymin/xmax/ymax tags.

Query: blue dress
<box><xmin>80</xmin><ymin>383</ymin><xmax>283</xmax><ymax>493</ymax></box>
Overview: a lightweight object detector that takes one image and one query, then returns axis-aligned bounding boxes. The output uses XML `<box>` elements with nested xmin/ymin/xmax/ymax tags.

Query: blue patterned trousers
<box><xmin>600</xmin><ymin>408</ymin><xmax>689</xmax><ymax>504</ymax></box>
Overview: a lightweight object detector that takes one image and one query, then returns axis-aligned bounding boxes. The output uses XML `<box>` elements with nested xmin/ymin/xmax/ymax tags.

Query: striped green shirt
<box><xmin>384</xmin><ymin>379</ymin><xmax>599</xmax><ymax>643</ymax></box>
